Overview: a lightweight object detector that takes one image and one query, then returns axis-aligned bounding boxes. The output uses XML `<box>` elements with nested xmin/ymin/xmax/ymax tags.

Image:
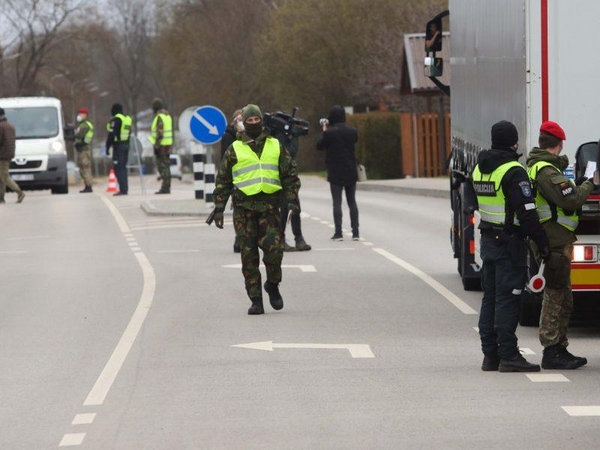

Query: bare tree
<box><xmin>1</xmin><ymin>0</ymin><xmax>83</xmax><ymax>95</ymax></box>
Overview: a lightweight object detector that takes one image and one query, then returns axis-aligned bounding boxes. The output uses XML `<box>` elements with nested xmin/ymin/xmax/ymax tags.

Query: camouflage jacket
<box><xmin>214</xmin><ymin>129</ymin><xmax>300</xmax><ymax>213</ymax></box>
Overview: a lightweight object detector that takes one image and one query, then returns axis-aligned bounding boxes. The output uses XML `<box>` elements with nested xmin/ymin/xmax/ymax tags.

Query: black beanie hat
<box><xmin>491</xmin><ymin>120</ymin><xmax>519</xmax><ymax>148</ymax></box>
<box><xmin>111</xmin><ymin>103</ymin><xmax>123</xmax><ymax>116</ymax></box>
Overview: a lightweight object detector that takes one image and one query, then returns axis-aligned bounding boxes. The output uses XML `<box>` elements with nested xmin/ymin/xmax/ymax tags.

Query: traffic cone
<box><xmin>106</xmin><ymin>169</ymin><xmax>118</xmax><ymax>193</ymax></box>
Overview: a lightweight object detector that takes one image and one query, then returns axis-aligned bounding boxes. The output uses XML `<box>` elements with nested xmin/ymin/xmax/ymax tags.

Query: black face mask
<box><xmin>245</xmin><ymin>121</ymin><xmax>262</xmax><ymax>139</ymax></box>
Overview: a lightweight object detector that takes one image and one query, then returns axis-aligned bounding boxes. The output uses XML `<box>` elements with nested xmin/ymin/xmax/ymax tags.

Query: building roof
<box><xmin>401</xmin><ymin>32</ymin><xmax>450</xmax><ymax>95</ymax></box>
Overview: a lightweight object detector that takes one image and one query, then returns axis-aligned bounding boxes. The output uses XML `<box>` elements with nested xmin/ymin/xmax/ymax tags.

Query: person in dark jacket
<box><xmin>0</xmin><ymin>107</ymin><xmax>25</xmax><ymax>204</ymax></box>
<box><xmin>105</xmin><ymin>103</ymin><xmax>132</xmax><ymax>196</ymax></box>
<box><xmin>316</xmin><ymin>105</ymin><xmax>360</xmax><ymax>240</ymax></box>
<box><xmin>472</xmin><ymin>120</ymin><xmax>550</xmax><ymax>373</ymax></box>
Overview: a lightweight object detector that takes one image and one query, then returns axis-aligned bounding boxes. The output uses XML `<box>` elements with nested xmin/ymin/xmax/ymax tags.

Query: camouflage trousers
<box><xmin>0</xmin><ymin>159</ymin><xmax>22</xmax><ymax>197</ymax></box>
<box><xmin>156</xmin><ymin>153</ymin><xmax>171</xmax><ymax>192</ymax></box>
<box><xmin>538</xmin><ymin>243</ymin><xmax>574</xmax><ymax>348</ymax></box>
<box><xmin>76</xmin><ymin>148</ymin><xmax>93</xmax><ymax>187</ymax></box>
<box><xmin>234</xmin><ymin>206</ymin><xmax>284</xmax><ymax>299</ymax></box>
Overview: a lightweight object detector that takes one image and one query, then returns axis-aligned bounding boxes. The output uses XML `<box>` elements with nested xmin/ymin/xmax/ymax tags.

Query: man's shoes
<box><xmin>284</xmin><ymin>241</ymin><xmax>296</xmax><ymax>252</ymax></box>
<box><xmin>331</xmin><ymin>233</ymin><xmax>343</xmax><ymax>241</ymax></box>
<box><xmin>113</xmin><ymin>192</ymin><xmax>127</xmax><ymax>196</ymax></box>
<box><xmin>481</xmin><ymin>353</ymin><xmax>501</xmax><ymax>371</ymax></box>
<box><xmin>248</xmin><ymin>297</ymin><xmax>264</xmax><ymax>315</ymax></box>
<box><xmin>80</xmin><ymin>185</ymin><xmax>93</xmax><ymax>193</ymax></box>
<box><xmin>295</xmin><ymin>239</ymin><xmax>311</xmax><ymax>251</ymax></box>
<box><xmin>264</xmin><ymin>281</ymin><xmax>284</xmax><ymax>310</ymax></box>
<box><xmin>542</xmin><ymin>344</ymin><xmax>587</xmax><ymax>370</ymax></box>
<box><xmin>17</xmin><ymin>192</ymin><xmax>25</xmax><ymax>203</ymax></box>
<box><xmin>498</xmin><ymin>354</ymin><xmax>541</xmax><ymax>372</ymax></box>
<box><xmin>352</xmin><ymin>234</ymin><xmax>360</xmax><ymax>241</ymax></box>
<box><xmin>155</xmin><ymin>190</ymin><xmax>170</xmax><ymax>194</ymax></box>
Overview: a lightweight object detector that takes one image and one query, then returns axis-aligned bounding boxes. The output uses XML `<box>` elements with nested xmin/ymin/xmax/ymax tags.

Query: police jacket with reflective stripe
<box><xmin>471</xmin><ymin>147</ymin><xmax>548</xmax><ymax>250</ymax></box>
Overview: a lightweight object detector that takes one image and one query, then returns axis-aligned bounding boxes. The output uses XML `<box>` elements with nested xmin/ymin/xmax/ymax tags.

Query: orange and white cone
<box><xmin>106</xmin><ymin>169</ymin><xmax>118</xmax><ymax>193</ymax></box>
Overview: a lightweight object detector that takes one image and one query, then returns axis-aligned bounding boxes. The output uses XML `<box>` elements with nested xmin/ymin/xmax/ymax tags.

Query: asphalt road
<box><xmin>1</xmin><ymin>175</ymin><xmax>600</xmax><ymax>449</ymax></box>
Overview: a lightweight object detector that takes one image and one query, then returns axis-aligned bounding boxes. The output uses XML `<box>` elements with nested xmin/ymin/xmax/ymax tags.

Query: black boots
<box><xmin>542</xmin><ymin>345</ymin><xmax>587</xmax><ymax>370</ymax></box>
<box><xmin>248</xmin><ymin>297</ymin><xmax>264</xmax><ymax>315</ymax></box>
<box><xmin>80</xmin><ymin>185</ymin><xmax>93</xmax><ymax>193</ymax></box>
<box><xmin>498</xmin><ymin>354</ymin><xmax>541</xmax><ymax>372</ymax></box>
<box><xmin>481</xmin><ymin>353</ymin><xmax>501</xmax><ymax>371</ymax></box>
<box><xmin>295</xmin><ymin>238</ymin><xmax>311</xmax><ymax>251</ymax></box>
<box><xmin>264</xmin><ymin>281</ymin><xmax>284</xmax><ymax>310</ymax></box>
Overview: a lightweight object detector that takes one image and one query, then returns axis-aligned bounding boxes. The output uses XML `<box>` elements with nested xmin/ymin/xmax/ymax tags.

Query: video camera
<box><xmin>263</xmin><ymin>107</ymin><xmax>309</xmax><ymax>139</ymax></box>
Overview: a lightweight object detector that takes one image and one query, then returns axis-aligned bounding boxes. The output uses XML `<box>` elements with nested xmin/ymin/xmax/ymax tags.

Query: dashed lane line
<box><xmin>562</xmin><ymin>406</ymin><xmax>600</xmax><ymax>416</ymax></box>
<box><xmin>526</xmin><ymin>374</ymin><xmax>570</xmax><ymax>382</ymax></box>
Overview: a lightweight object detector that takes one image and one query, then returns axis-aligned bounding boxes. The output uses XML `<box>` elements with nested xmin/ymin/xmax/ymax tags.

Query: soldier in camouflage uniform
<box><xmin>74</xmin><ymin>108</ymin><xmax>94</xmax><ymax>193</ymax></box>
<box><xmin>527</xmin><ymin>121</ymin><xmax>595</xmax><ymax>370</ymax></box>
<box><xmin>149</xmin><ymin>98</ymin><xmax>173</xmax><ymax>194</ymax></box>
<box><xmin>213</xmin><ymin>104</ymin><xmax>300</xmax><ymax>315</ymax></box>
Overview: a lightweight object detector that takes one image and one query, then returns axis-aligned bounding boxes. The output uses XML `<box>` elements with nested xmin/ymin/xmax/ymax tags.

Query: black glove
<box><xmin>575</xmin><ymin>176</ymin><xmax>590</xmax><ymax>186</ymax></box>
<box><xmin>214</xmin><ymin>212</ymin><xmax>224</xmax><ymax>229</ymax></box>
<box><xmin>538</xmin><ymin>246</ymin><xmax>551</xmax><ymax>263</ymax></box>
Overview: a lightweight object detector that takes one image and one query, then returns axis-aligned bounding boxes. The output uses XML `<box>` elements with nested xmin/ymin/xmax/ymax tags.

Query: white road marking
<box><xmin>131</xmin><ymin>247</ymin><xmax>141</xmax><ymax>252</ymax></box>
<box><xmin>562</xmin><ymin>406</ymin><xmax>600</xmax><ymax>416</ymax></box>
<box><xmin>362</xmin><ymin>242</ymin><xmax>374</xmax><ymax>246</ymax></box>
<box><xmin>313</xmin><ymin>248</ymin><xmax>355</xmax><ymax>251</ymax></box>
<box><xmin>7</xmin><ymin>235</ymin><xmax>50</xmax><ymax>241</ymax></box>
<box><xmin>72</xmin><ymin>413</ymin><xmax>96</xmax><ymax>425</ymax></box>
<box><xmin>328</xmin><ymin>224</ymin><xmax>334</xmax><ymax>228</ymax></box>
<box><xmin>126</xmin><ymin>237</ymin><xmax>136</xmax><ymax>242</ymax></box>
<box><xmin>473</xmin><ymin>327</ymin><xmax>479</xmax><ymax>332</ymax></box>
<box><xmin>526</xmin><ymin>374</ymin><xmax>569</xmax><ymax>382</ymax></box>
<box><xmin>231</xmin><ymin>341</ymin><xmax>375</xmax><ymax>358</ymax></box>
<box><xmin>59</xmin><ymin>433</ymin><xmax>86</xmax><ymax>446</ymax></box>
<box><xmin>373</xmin><ymin>248</ymin><xmax>478</xmax><ymax>315</ymax></box>
<box><xmin>520</xmin><ymin>348</ymin><xmax>536</xmax><ymax>355</ymax></box>
<box><xmin>320</xmin><ymin>221</ymin><xmax>329</xmax><ymax>224</ymax></box>
<box><xmin>311</xmin><ymin>217</ymin><xmax>321</xmax><ymax>221</ymax></box>
<box><xmin>128</xmin><ymin>242</ymin><xmax>138</xmax><ymax>246</ymax></box>
<box><xmin>222</xmin><ymin>264</ymin><xmax>317</xmax><ymax>272</ymax></box>
<box><xmin>130</xmin><ymin>223</ymin><xmax>209</xmax><ymax>231</ymax></box>
<box><xmin>0</xmin><ymin>250</ymin><xmax>29</xmax><ymax>254</ymax></box>
<box><xmin>100</xmin><ymin>196</ymin><xmax>130</xmax><ymax>233</ymax></box>
<box><xmin>157</xmin><ymin>249</ymin><xmax>201</xmax><ymax>253</ymax></box>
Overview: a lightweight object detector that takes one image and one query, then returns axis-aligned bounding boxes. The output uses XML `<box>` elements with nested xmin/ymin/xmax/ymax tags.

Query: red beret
<box><xmin>77</xmin><ymin>108</ymin><xmax>89</xmax><ymax>114</ymax></box>
<box><xmin>540</xmin><ymin>121</ymin><xmax>566</xmax><ymax>140</ymax></box>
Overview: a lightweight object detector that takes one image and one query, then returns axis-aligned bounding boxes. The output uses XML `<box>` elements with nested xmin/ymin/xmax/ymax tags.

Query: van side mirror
<box><xmin>64</xmin><ymin>124</ymin><xmax>75</xmax><ymax>142</ymax></box>
<box><xmin>425</xmin><ymin>18</ymin><xmax>442</xmax><ymax>52</ymax></box>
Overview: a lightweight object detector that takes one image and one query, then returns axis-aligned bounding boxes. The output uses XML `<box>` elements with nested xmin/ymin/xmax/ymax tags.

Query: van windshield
<box><xmin>4</xmin><ymin>107</ymin><xmax>60</xmax><ymax>139</ymax></box>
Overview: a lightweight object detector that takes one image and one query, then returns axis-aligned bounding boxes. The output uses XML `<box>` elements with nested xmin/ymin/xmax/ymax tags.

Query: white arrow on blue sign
<box><xmin>189</xmin><ymin>105</ymin><xmax>227</xmax><ymax>145</ymax></box>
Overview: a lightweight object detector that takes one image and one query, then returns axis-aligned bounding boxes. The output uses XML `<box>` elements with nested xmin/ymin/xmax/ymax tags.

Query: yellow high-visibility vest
<box><xmin>149</xmin><ymin>113</ymin><xmax>173</xmax><ymax>146</ymax></box>
<box><xmin>106</xmin><ymin>113</ymin><xmax>132</xmax><ymax>142</ymax></box>
<box><xmin>231</xmin><ymin>137</ymin><xmax>282</xmax><ymax>195</ymax></box>
<box><xmin>472</xmin><ymin>161</ymin><xmax>523</xmax><ymax>226</ymax></box>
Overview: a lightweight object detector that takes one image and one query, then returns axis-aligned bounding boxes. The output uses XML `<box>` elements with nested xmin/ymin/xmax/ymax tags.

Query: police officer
<box><xmin>526</xmin><ymin>121</ymin><xmax>594</xmax><ymax>369</ymax></box>
<box><xmin>212</xmin><ymin>104</ymin><xmax>300</xmax><ymax>315</ymax></box>
<box><xmin>74</xmin><ymin>108</ymin><xmax>94</xmax><ymax>193</ymax></box>
<box><xmin>106</xmin><ymin>103</ymin><xmax>132</xmax><ymax>196</ymax></box>
<box><xmin>149</xmin><ymin>98</ymin><xmax>173</xmax><ymax>194</ymax></box>
<box><xmin>472</xmin><ymin>120</ymin><xmax>550</xmax><ymax>372</ymax></box>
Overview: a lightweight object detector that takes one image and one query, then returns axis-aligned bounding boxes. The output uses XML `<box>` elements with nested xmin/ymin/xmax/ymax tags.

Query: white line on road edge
<box><xmin>373</xmin><ymin>248</ymin><xmax>478</xmax><ymax>315</ymax></box>
<box><xmin>231</xmin><ymin>341</ymin><xmax>375</xmax><ymax>358</ymax></box>
<box><xmin>562</xmin><ymin>406</ymin><xmax>600</xmax><ymax>416</ymax></box>
<box><xmin>100</xmin><ymin>196</ymin><xmax>130</xmax><ymax>233</ymax></box>
<box><xmin>72</xmin><ymin>413</ymin><xmax>96</xmax><ymax>425</ymax></box>
<box><xmin>222</xmin><ymin>263</ymin><xmax>317</xmax><ymax>272</ymax></box>
<box><xmin>83</xmin><ymin>252</ymin><xmax>156</xmax><ymax>405</ymax></box>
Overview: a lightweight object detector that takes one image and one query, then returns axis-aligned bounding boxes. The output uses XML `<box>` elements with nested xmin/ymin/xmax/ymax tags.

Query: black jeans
<box><xmin>478</xmin><ymin>234</ymin><xmax>527</xmax><ymax>359</ymax></box>
<box><xmin>330</xmin><ymin>182</ymin><xmax>359</xmax><ymax>236</ymax></box>
<box><xmin>112</xmin><ymin>142</ymin><xmax>130</xmax><ymax>194</ymax></box>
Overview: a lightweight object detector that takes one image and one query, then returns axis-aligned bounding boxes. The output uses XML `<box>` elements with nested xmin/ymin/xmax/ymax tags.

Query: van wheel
<box><xmin>52</xmin><ymin>180</ymin><xmax>69</xmax><ymax>194</ymax></box>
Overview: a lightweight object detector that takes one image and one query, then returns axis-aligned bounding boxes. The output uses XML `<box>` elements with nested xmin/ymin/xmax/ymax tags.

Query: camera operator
<box><xmin>212</xmin><ymin>104</ymin><xmax>301</xmax><ymax>315</ymax></box>
<box><xmin>270</xmin><ymin>128</ymin><xmax>311</xmax><ymax>252</ymax></box>
<box><xmin>316</xmin><ymin>105</ymin><xmax>360</xmax><ymax>240</ymax></box>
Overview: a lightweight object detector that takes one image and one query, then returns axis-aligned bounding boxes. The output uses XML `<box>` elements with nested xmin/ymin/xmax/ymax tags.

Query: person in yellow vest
<box><xmin>74</xmin><ymin>108</ymin><xmax>94</xmax><ymax>193</ymax></box>
<box><xmin>472</xmin><ymin>120</ymin><xmax>550</xmax><ymax>373</ymax></box>
<box><xmin>527</xmin><ymin>121</ymin><xmax>595</xmax><ymax>370</ymax></box>
<box><xmin>212</xmin><ymin>104</ymin><xmax>301</xmax><ymax>315</ymax></box>
<box><xmin>149</xmin><ymin>98</ymin><xmax>173</xmax><ymax>194</ymax></box>
<box><xmin>105</xmin><ymin>103</ymin><xmax>132</xmax><ymax>196</ymax></box>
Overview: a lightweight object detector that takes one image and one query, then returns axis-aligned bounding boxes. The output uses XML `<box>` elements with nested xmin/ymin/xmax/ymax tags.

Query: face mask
<box><xmin>245</xmin><ymin>122</ymin><xmax>262</xmax><ymax>138</ymax></box>
<box><xmin>235</xmin><ymin>120</ymin><xmax>245</xmax><ymax>132</ymax></box>
<box><xmin>76</xmin><ymin>114</ymin><xmax>83</xmax><ymax>122</ymax></box>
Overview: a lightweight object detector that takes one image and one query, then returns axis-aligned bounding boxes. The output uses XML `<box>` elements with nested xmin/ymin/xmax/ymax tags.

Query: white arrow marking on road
<box><xmin>222</xmin><ymin>263</ymin><xmax>316</xmax><ymax>272</ymax></box>
<box><xmin>231</xmin><ymin>341</ymin><xmax>375</xmax><ymax>358</ymax></box>
<box><xmin>193</xmin><ymin>111</ymin><xmax>219</xmax><ymax>135</ymax></box>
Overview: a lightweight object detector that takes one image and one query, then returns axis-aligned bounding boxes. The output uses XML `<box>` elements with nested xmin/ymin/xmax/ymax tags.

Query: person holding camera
<box><xmin>316</xmin><ymin>105</ymin><xmax>360</xmax><ymax>240</ymax></box>
<box><xmin>212</xmin><ymin>104</ymin><xmax>301</xmax><ymax>315</ymax></box>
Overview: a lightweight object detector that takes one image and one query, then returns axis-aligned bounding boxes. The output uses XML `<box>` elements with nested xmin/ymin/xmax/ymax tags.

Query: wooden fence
<box><xmin>400</xmin><ymin>111</ymin><xmax>451</xmax><ymax>178</ymax></box>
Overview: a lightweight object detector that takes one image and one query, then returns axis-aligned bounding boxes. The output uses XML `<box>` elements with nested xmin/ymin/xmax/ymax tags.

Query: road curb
<box><xmin>356</xmin><ymin>183</ymin><xmax>448</xmax><ymax>199</ymax></box>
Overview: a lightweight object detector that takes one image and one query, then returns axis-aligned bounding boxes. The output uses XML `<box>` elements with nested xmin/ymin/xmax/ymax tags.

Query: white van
<box><xmin>1</xmin><ymin>97</ymin><xmax>69</xmax><ymax>194</ymax></box>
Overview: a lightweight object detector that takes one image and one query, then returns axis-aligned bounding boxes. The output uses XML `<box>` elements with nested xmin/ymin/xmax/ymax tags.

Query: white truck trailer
<box><xmin>427</xmin><ymin>0</ymin><xmax>600</xmax><ymax>324</ymax></box>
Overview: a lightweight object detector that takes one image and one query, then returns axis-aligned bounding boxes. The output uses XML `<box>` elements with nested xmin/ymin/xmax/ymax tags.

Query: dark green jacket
<box><xmin>214</xmin><ymin>129</ymin><xmax>300</xmax><ymax>213</ymax></box>
<box><xmin>526</xmin><ymin>147</ymin><xmax>593</xmax><ymax>246</ymax></box>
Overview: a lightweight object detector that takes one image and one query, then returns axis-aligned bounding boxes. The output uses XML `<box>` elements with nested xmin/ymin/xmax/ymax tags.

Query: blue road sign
<box><xmin>189</xmin><ymin>105</ymin><xmax>227</xmax><ymax>145</ymax></box>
